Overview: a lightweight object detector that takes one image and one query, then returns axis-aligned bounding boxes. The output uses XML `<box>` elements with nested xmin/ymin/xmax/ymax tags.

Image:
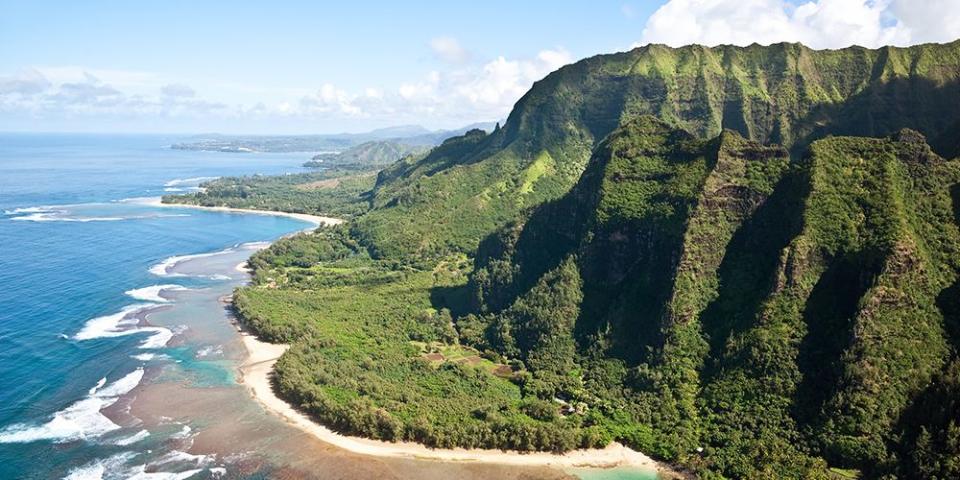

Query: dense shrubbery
<box><xmin>163</xmin><ymin>169</ymin><xmax>376</xmax><ymax>218</ymax></box>
<box><xmin>234</xmin><ymin>232</ymin><xmax>617</xmax><ymax>452</ymax></box>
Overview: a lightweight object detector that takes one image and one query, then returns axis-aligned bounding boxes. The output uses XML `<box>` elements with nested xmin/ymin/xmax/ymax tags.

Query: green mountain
<box><xmin>304</xmin><ymin>140</ymin><xmax>431</xmax><ymax>169</ymax></box>
<box><xmin>352</xmin><ymin>40</ymin><xmax>960</xmax><ymax>263</ymax></box>
<box><xmin>467</xmin><ymin>117</ymin><xmax>960</xmax><ymax>478</ymax></box>
<box><xmin>164</xmin><ymin>40</ymin><xmax>960</xmax><ymax>479</ymax></box>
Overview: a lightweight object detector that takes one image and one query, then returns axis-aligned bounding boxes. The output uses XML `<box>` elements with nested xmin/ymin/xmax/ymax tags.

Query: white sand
<box><xmin>238</xmin><ymin>333</ymin><xmax>667</xmax><ymax>472</ymax></box>
<box><xmin>141</xmin><ymin>197</ymin><xmax>344</xmax><ymax>229</ymax></box>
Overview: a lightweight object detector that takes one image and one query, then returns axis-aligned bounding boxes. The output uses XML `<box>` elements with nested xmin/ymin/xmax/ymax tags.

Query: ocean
<box><xmin>0</xmin><ymin>134</ymin><xmax>657</xmax><ymax>480</ymax></box>
<box><xmin>0</xmin><ymin>133</ymin><xmax>318</xmax><ymax>478</ymax></box>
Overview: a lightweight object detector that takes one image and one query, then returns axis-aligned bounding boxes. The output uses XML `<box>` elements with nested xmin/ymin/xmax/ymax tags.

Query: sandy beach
<box><xmin>237</xmin><ymin>332</ymin><xmax>669</xmax><ymax>473</ymax></box>
<box><xmin>142</xmin><ymin>197</ymin><xmax>344</xmax><ymax>228</ymax></box>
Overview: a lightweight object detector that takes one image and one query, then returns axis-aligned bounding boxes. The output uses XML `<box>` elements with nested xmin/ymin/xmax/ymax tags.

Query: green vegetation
<box><xmin>163</xmin><ymin>169</ymin><xmax>376</xmax><ymax>218</ymax></box>
<box><xmin>468</xmin><ymin>121</ymin><xmax>960</xmax><ymax>478</ymax></box>
<box><xmin>164</xmin><ymin>41</ymin><xmax>960</xmax><ymax>479</ymax></box>
<box><xmin>235</xmin><ymin>230</ymin><xmax>610</xmax><ymax>451</ymax></box>
<box><xmin>304</xmin><ymin>140</ymin><xmax>430</xmax><ymax>169</ymax></box>
<box><xmin>828</xmin><ymin>468</ymin><xmax>860</xmax><ymax>479</ymax></box>
<box><xmin>348</xmin><ymin>40</ymin><xmax>960</xmax><ymax>264</ymax></box>
<box><xmin>892</xmin><ymin>359</ymin><xmax>960</xmax><ymax>479</ymax></box>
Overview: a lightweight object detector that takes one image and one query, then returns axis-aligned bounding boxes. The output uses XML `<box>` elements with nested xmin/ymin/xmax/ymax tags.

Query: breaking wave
<box><xmin>73</xmin><ymin>304</ymin><xmax>174</xmax><ymax>349</ymax></box>
<box><xmin>0</xmin><ymin>369</ymin><xmax>144</xmax><ymax>443</ymax></box>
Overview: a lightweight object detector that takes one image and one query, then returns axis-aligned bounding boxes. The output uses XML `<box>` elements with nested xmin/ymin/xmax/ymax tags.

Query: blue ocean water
<box><xmin>0</xmin><ymin>133</ymin><xmax>659</xmax><ymax>480</ymax></box>
<box><xmin>0</xmin><ymin>134</ymin><xmax>314</xmax><ymax>478</ymax></box>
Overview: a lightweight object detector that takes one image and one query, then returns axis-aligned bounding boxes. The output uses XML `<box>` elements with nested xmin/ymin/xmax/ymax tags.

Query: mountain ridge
<box><xmin>466</xmin><ymin>118</ymin><xmax>960</xmax><ymax>477</ymax></box>
<box><xmin>352</xmin><ymin>39</ymin><xmax>960</xmax><ymax>263</ymax></box>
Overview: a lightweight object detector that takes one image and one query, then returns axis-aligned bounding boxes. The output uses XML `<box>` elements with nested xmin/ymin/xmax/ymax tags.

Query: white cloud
<box><xmin>889</xmin><ymin>0</ymin><xmax>960</xmax><ymax>45</ymax></box>
<box><xmin>53</xmin><ymin>79</ymin><xmax>122</xmax><ymax>105</ymax></box>
<box><xmin>463</xmin><ymin>48</ymin><xmax>571</xmax><ymax>110</ymax></box>
<box><xmin>0</xmin><ymin>69</ymin><xmax>51</xmax><ymax>96</ymax></box>
<box><xmin>429</xmin><ymin>36</ymin><xmax>471</xmax><ymax>63</ymax></box>
<box><xmin>391</xmin><ymin>48</ymin><xmax>571</xmax><ymax>119</ymax></box>
<box><xmin>160</xmin><ymin>83</ymin><xmax>195</xmax><ymax>98</ymax></box>
<box><xmin>297</xmin><ymin>83</ymin><xmax>362</xmax><ymax>116</ymax></box>
<box><xmin>0</xmin><ymin>69</ymin><xmax>230</xmax><ymax>119</ymax></box>
<box><xmin>637</xmin><ymin>0</ymin><xmax>960</xmax><ymax>49</ymax></box>
<box><xmin>398</xmin><ymin>71</ymin><xmax>440</xmax><ymax>101</ymax></box>
<box><xmin>33</xmin><ymin>66</ymin><xmax>162</xmax><ymax>91</ymax></box>
<box><xmin>0</xmin><ymin>44</ymin><xmax>574</xmax><ymax>130</ymax></box>
<box><xmin>278</xmin><ymin>47</ymin><xmax>572</xmax><ymax>123</ymax></box>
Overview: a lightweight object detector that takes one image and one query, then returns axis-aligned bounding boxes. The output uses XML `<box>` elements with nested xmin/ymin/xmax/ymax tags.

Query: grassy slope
<box><xmin>231</xmin><ymin>116</ymin><xmax>960</xmax><ymax>478</ymax></box>
<box><xmin>165</xmin><ymin>41</ymin><xmax>960</xmax><ymax>265</ymax></box>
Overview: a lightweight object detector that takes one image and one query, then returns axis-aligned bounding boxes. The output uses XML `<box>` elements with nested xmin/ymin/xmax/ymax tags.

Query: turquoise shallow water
<box><xmin>0</xmin><ymin>134</ymin><xmax>313</xmax><ymax>478</ymax></box>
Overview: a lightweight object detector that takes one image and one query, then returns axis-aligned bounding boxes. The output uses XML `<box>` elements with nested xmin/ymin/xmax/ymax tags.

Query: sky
<box><xmin>1</xmin><ymin>0</ymin><xmax>958</xmax><ymax>134</ymax></box>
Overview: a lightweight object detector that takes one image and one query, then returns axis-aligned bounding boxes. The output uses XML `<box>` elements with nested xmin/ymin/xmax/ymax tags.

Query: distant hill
<box><xmin>170</xmin><ymin>121</ymin><xmax>499</xmax><ymax>153</ymax></box>
<box><xmin>303</xmin><ymin>140</ymin><xmax>431</xmax><ymax>169</ymax></box>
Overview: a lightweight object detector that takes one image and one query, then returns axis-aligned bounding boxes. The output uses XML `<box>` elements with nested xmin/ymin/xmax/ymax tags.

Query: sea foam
<box><xmin>74</xmin><ymin>305</ymin><xmax>157</xmax><ymax>341</ymax></box>
<box><xmin>124</xmin><ymin>285</ymin><xmax>188</xmax><ymax>303</ymax></box>
<box><xmin>62</xmin><ymin>450</ymin><xmax>213</xmax><ymax>480</ymax></box>
<box><xmin>149</xmin><ymin>248</ymin><xmax>235</xmax><ymax>277</ymax></box>
<box><xmin>122</xmin><ymin>466</ymin><xmax>204</xmax><ymax>480</ymax></box>
<box><xmin>62</xmin><ymin>452</ymin><xmax>138</xmax><ymax>480</ymax></box>
<box><xmin>6</xmin><ymin>204</ymin><xmax>190</xmax><ymax>223</ymax></box>
<box><xmin>10</xmin><ymin>209</ymin><xmax>125</xmax><ymax>222</ymax></box>
<box><xmin>163</xmin><ymin>176</ymin><xmax>218</xmax><ymax>187</ymax></box>
<box><xmin>112</xmin><ymin>429</ymin><xmax>150</xmax><ymax>446</ymax></box>
<box><xmin>73</xmin><ymin>304</ymin><xmax>175</xmax><ymax>349</ymax></box>
<box><xmin>3</xmin><ymin>206</ymin><xmax>49</xmax><ymax>215</ymax></box>
<box><xmin>0</xmin><ymin>369</ymin><xmax>144</xmax><ymax>444</ymax></box>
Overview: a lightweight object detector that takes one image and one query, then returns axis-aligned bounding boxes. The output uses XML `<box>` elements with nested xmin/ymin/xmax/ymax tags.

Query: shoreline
<box><xmin>236</xmin><ymin>330</ymin><xmax>668</xmax><ymax>473</ymax></box>
<box><xmin>141</xmin><ymin>197</ymin><xmax>344</xmax><ymax>229</ymax></box>
<box><xmin>182</xmin><ymin>204</ymin><xmax>675</xmax><ymax>475</ymax></box>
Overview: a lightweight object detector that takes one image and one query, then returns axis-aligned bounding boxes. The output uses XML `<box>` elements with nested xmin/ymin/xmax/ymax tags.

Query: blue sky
<box><xmin>1</xmin><ymin>1</ymin><xmax>957</xmax><ymax>134</ymax></box>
